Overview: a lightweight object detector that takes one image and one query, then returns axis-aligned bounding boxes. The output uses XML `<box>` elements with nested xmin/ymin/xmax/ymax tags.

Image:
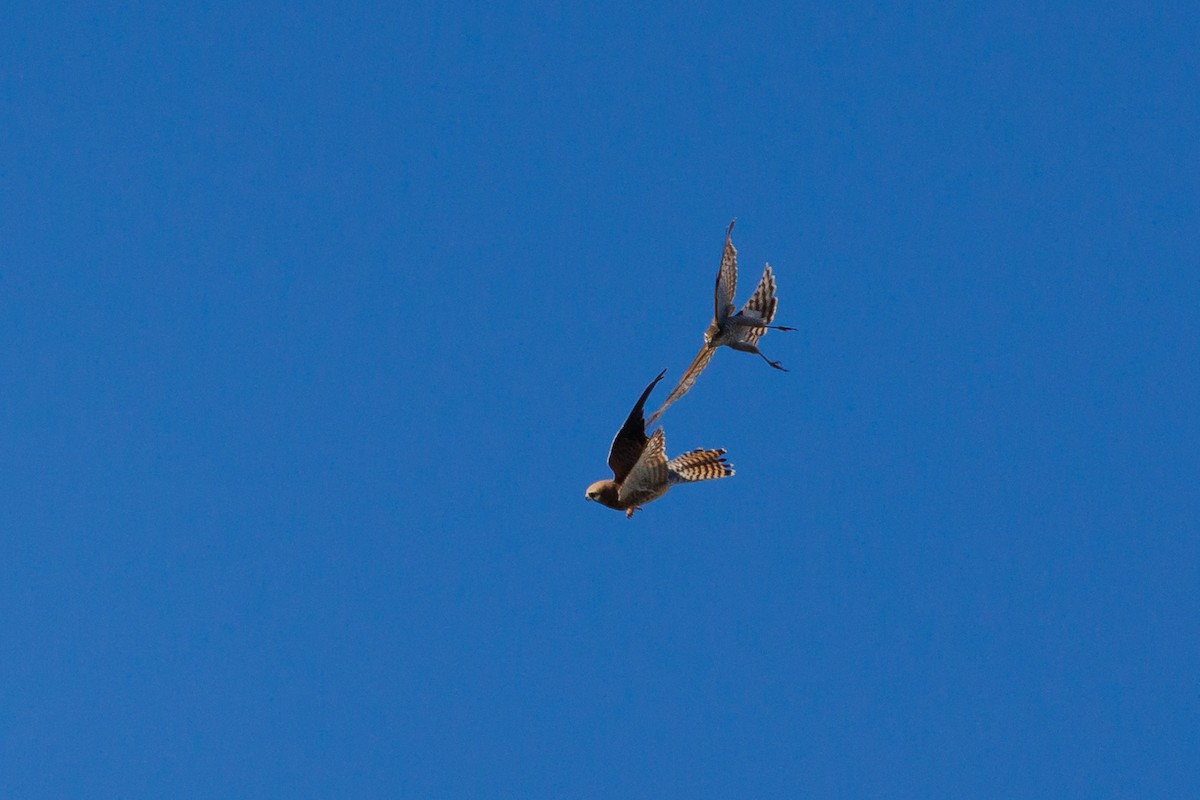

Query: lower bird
<box><xmin>585</xmin><ymin>370</ymin><xmax>734</xmax><ymax>518</ymax></box>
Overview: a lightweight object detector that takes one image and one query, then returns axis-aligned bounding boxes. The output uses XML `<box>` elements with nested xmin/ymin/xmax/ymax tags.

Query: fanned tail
<box><xmin>667</xmin><ymin>448</ymin><xmax>735</xmax><ymax>484</ymax></box>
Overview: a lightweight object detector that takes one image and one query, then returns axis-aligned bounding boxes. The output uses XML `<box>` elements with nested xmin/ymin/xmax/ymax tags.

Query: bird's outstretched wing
<box><xmin>617</xmin><ymin>429</ymin><xmax>669</xmax><ymax>506</ymax></box>
<box><xmin>646</xmin><ymin>344</ymin><xmax>716</xmax><ymax>427</ymax></box>
<box><xmin>607</xmin><ymin>369</ymin><xmax>666</xmax><ymax>482</ymax></box>
<box><xmin>729</xmin><ymin>263</ymin><xmax>779</xmax><ymax>346</ymax></box>
<box><xmin>714</xmin><ymin>219</ymin><xmax>738</xmax><ymax>323</ymax></box>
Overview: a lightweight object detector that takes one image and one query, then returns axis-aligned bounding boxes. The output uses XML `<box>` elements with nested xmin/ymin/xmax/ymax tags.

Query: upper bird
<box><xmin>585</xmin><ymin>369</ymin><xmax>734</xmax><ymax>518</ymax></box>
<box><xmin>648</xmin><ymin>220</ymin><xmax>795</xmax><ymax>426</ymax></box>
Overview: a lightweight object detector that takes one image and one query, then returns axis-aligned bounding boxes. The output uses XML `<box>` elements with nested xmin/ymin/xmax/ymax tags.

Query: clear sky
<box><xmin>2</xmin><ymin>2</ymin><xmax>1198</xmax><ymax>797</ymax></box>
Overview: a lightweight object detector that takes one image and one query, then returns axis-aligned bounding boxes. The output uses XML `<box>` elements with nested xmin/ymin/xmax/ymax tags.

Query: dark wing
<box><xmin>607</xmin><ymin>369</ymin><xmax>667</xmax><ymax>482</ymax></box>
<box><xmin>731</xmin><ymin>263</ymin><xmax>778</xmax><ymax>346</ymax></box>
<box><xmin>714</xmin><ymin>219</ymin><xmax>738</xmax><ymax>323</ymax></box>
<box><xmin>646</xmin><ymin>343</ymin><xmax>717</xmax><ymax>427</ymax></box>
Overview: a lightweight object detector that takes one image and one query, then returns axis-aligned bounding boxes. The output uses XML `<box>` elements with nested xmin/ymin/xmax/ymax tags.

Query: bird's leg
<box><xmin>730</xmin><ymin>339</ymin><xmax>789</xmax><ymax>370</ymax></box>
<box><xmin>755</xmin><ymin>348</ymin><xmax>787</xmax><ymax>371</ymax></box>
<box><xmin>626</xmin><ymin>506</ymin><xmax>640</xmax><ymax>519</ymax></box>
<box><xmin>767</xmin><ymin>324</ymin><xmax>797</xmax><ymax>331</ymax></box>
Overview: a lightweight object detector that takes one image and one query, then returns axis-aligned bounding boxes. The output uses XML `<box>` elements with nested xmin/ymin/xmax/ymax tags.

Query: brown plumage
<box><xmin>648</xmin><ymin>220</ymin><xmax>795</xmax><ymax>426</ymax></box>
<box><xmin>585</xmin><ymin>370</ymin><xmax>734</xmax><ymax>518</ymax></box>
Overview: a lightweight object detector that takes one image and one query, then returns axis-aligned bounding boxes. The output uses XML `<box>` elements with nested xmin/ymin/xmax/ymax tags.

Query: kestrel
<box><xmin>585</xmin><ymin>369</ymin><xmax>734</xmax><ymax>518</ymax></box>
<box><xmin>648</xmin><ymin>220</ymin><xmax>795</xmax><ymax>426</ymax></box>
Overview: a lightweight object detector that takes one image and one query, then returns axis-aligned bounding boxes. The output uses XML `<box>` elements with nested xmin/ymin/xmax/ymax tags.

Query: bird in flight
<box><xmin>648</xmin><ymin>220</ymin><xmax>795</xmax><ymax>426</ymax></box>
<box><xmin>585</xmin><ymin>369</ymin><xmax>734</xmax><ymax>518</ymax></box>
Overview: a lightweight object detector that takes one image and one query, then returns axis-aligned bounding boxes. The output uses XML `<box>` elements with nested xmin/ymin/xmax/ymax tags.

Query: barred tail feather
<box><xmin>667</xmin><ymin>448</ymin><xmax>735</xmax><ymax>484</ymax></box>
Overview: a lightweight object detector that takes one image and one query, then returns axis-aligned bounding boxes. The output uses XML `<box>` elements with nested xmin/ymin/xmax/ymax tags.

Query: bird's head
<box><xmin>584</xmin><ymin>480</ymin><xmax>618</xmax><ymax>508</ymax></box>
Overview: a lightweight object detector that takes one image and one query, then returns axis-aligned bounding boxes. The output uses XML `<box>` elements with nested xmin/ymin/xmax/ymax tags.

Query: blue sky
<box><xmin>2</xmin><ymin>2</ymin><xmax>1198</xmax><ymax>797</ymax></box>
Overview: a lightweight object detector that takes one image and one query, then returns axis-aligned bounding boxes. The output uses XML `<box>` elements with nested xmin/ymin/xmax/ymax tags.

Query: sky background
<box><xmin>2</xmin><ymin>2</ymin><xmax>1198</xmax><ymax>797</ymax></box>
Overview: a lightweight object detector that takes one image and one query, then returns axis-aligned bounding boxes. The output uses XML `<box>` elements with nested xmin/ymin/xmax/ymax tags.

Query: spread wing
<box><xmin>646</xmin><ymin>344</ymin><xmax>716</xmax><ymax>427</ymax></box>
<box><xmin>607</xmin><ymin>369</ymin><xmax>666</xmax><ymax>482</ymax></box>
<box><xmin>730</xmin><ymin>263</ymin><xmax>778</xmax><ymax>346</ymax></box>
<box><xmin>617</xmin><ymin>429</ymin><xmax>669</xmax><ymax>506</ymax></box>
<box><xmin>714</xmin><ymin>219</ymin><xmax>738</xmax><ymax>323</ymax></box>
